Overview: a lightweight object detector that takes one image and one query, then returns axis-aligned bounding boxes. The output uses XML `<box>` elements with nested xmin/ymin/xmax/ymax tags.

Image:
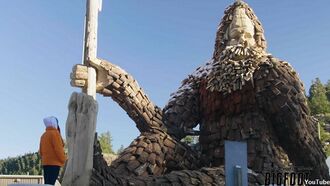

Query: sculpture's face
<box><xmin>227</xmin><ymin>7</ymin><xmax>256</xmax><ymax>48</ymax></box>
<box><xmin>207</xmin><ymin>2</ymin><xmax>267</xmax><ymax>93</ymax></box>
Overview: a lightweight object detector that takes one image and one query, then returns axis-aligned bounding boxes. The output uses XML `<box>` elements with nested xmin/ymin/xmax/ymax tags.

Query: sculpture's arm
<box><xmin>163</xmin><ymin>67</ymin><xmax>204</xmax><ymax>140</ymax></box>
<box><xmin>254</xmin><ymin>57</ymin><xmax>329</xmax><ymax>179</ymax></box>
<box><xmin>70</xmin><ymin>59</ymin><xmax>164</xmax><ymax>133</ymax></box>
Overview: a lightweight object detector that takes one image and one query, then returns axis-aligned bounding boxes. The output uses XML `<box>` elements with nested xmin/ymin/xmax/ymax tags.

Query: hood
<box><xmin>43</xmin><ymin>116</ymin><xmax>58</xmax><ymax>129</ymax></box>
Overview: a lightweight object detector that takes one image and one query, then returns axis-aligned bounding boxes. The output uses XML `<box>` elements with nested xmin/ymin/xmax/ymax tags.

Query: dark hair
<box><xmin>57</xmin><ymin>125</ymin><xmax>61</xmax><ymax>134</ymax></box>
<box><xmin>55</xmin><ymin>117</ymin><xmax>61</xmax><ymax>134</ymax></box>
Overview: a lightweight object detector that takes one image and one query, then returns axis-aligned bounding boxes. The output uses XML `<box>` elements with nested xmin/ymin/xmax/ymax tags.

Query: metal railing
<box><xmin>0</xmin><ymin>175</ymin><xmax>43</xmax><ymax>186</ymax></box>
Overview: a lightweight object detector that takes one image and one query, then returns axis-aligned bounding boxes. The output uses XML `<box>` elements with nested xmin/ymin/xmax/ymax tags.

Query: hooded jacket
<box><xmin>39</xmin><ymin>116</ymin><xmax>66</xmax><ymax>166</ymax></box>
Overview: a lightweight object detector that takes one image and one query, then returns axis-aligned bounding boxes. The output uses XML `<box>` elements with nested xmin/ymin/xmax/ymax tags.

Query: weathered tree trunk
<box><xmin>62</xmin><ymin>92</ymin><xmax>98</xmax><ymax>186</ymax></box>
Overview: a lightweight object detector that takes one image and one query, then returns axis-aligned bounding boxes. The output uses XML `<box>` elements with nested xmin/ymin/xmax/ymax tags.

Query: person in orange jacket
<box><xmin>39</xmin><ymin>116</ymin><xmax>67</xmax><ymax>185</ymax></box>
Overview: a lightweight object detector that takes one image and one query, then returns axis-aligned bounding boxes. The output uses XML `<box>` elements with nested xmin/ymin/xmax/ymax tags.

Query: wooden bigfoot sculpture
<box><xmin>71</xmin><ymin>1</ymin><xmax>329</xmax><ymax>185</ymax></box>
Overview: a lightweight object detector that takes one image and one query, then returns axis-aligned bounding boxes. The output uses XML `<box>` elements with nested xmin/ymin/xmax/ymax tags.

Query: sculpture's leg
<box><xmin>124</xmin><ymin>167</ymin><xmax>226</xmax><ymax>186</ymax></box>
<box><xmin>92</xmin><ymin>138</ymin><xmax>265</xmax><ymax>186</ymax></box>
<box><xmin>109</xmin><ymin>132</ymin><xmax>200</xmax><ymax>177</ymax></box>
<box><xmin>91</xmin><ymin>135</ymin><xmax>223</xmax><ymax>186</ymax></box>
<box><xmin>62</xmin><ymin>92</ymin><xmax>98</xmax><ymax>186</ymax></box>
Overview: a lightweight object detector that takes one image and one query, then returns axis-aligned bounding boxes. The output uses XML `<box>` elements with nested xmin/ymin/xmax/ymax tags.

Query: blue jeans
<box><xmin>43</xmin><ymin>165</ymin><xmax>60</xmax><ymax>185</ymax></box>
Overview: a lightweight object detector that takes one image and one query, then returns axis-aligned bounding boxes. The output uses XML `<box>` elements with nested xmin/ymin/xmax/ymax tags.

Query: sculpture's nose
<box><xmin>237</xmin><ymin>31</ymin><xmax>245</xmax><ymax>44</ymax></box>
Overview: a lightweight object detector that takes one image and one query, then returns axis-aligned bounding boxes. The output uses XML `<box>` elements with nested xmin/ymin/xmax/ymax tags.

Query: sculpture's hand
<box><xmin>70</xmin><ymin>64</ymin><xmax>88</xmax><ymax>88</ymax></box>
<box><xmin>70</xmin><ymin>58</ymin><xmax>113</xmax><ymax>95</ymax></box>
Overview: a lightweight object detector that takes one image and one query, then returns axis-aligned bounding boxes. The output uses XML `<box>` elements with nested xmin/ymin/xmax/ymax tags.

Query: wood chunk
<box><xmin>134</xmin><ymin>163</ymin><xmax>148</xmax><ymax>176</ymax></box>
<box><xmin>152</xmin><ymin>143</ymin><xmax>162</xmax><ymax>155</ymax></box>
<box><xmin>127</xmin><ymin>160</ymin><xmax>140</xmax><ymax>171</ymax></box>
<box><xmin>164</xmin><ymin>138</ymin><xmax>176</xmax><ymax>149</ymax></box>
<box><xmin>147</xmin><ymin>153</ymin><xmax>157</xmax><ymax>165</ymax></box>
<box><xmin>138</xmin><ymin>151</ymin><xmax>149</xmax><ymax>163</ymax></box>
<box><xmin>135</xmin><ymin>147</ymin><xmax>144</xmax><ymax>155</ymax></box>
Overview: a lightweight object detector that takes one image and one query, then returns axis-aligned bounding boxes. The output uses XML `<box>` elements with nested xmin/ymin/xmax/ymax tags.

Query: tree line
<box><xmin>0</xmin><ymin>152</ymin><xmax>42</xmax><ymax>175</ymax></box>
<box><xmin>0</xmin><ymin>132</ymin><xmax>118</xmax><ymax>175</ymax></box>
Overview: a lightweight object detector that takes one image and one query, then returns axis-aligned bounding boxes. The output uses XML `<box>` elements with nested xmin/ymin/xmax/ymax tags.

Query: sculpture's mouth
<box><xmin>220</xmin><ymin>44</ymin><xmax>258</xmax><ymax>61</ymax></box>
<box><xmin>206</xmin><ymin>44</ymin><xmax>266</xmax><ymax>94</ymax></box>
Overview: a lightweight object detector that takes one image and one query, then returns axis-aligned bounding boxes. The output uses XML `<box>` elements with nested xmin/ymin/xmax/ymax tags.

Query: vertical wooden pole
<box><xmin>83</xmin><ymin>0</ymin><xmax>101</xmax><ymax>99</ymax></box>
<box><xmin>318</xmin><ymin>122</ymin><xmax>321</xmax><ymax>140</ymax></box>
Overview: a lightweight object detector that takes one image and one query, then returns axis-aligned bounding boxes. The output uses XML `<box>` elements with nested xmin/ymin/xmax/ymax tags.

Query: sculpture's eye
<box><xmin>232</xmin><ymin>31</ymin><xmax>239</xmax><ymax>38</ymax></box>
<box><xmin>230</xmin><ymin>29</ymin><xmax>241</xmax><ymax>40</ymax></box>
<box><xmin>244</xmin><ymin>33</ymin><xmax>252</xmax><ymax>39</ymax></box>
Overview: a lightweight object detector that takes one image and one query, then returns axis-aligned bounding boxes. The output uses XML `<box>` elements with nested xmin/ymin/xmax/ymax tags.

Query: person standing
<box><xmin>39</xmin><ymin>116</ymin><xmax>67</xmax><ymax>185</ymax></box>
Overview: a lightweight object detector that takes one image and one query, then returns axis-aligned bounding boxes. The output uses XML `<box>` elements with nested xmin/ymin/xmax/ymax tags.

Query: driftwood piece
<box><xmin>62</xmin><ymin>92</ymin><xmax>98</xmax><ymax>186</ymax></box>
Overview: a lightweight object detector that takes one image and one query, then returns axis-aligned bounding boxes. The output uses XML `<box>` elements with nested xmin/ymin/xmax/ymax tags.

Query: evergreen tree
<box><xmin>182</xmin><ymin>136</ymin><xmax>194</xmax><ymax>145</ymax></box>
<box><xmin>23</xmin><ymin>156</ymin><xmax>29</xmax><ymax>172</ymax></box>
<box><xmin>319</xmin><ymin>121</ymin><xmax>330</xmax><ymax>156</ymax></box>
<box><xmin>182</xmin><ymin>136</ymin><xmax>199</xmax><ymax>145</ymax></box>
<box><xmin>117</xmin><ymin>145</ymin><xmax>125</xmax><ymax>154</ymax></box>
<box><xmin>325</xmin><ymin>80</ymin><xmax>330</xmax><ymax>102</ymax></box>
<box><xmin>98</xmin><ymin>131</ymin><xmax>114</xmax><ymax>154</ymax></box>
<box><xmin>308</xmin><ymin>78</ymin><xmax>330</xmax><ymax>114</ymax></box>
<box><xmin>0</xmin><ymin>152</ymin><xmax>42</xmax><ymax>175</ymax></box>
<box><xmin>17</xmin><ymin>157</ymin><xmax>22</xmax><ymax>172</ymax></box>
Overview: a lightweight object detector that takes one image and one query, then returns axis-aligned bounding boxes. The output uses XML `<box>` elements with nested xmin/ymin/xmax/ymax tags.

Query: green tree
<box><xmin>182</xmin><ymin>136</ymin><xmax>194</xmax><ymax>145</ymax></box>
<box><xmin>17</xmin><ymin>157</ymin><xmax>22</xmax><ymax>172</ymax></box>
<box><xmin>117</xmin><ymin>145</ymin><xmax>125</xmax><ymax>154</ymax></box>
<box><xmin>319</xmin><ymin>121</ymin><xmax>330</xmax><ymax>156</ymax></box>
<box><xmin>181</xmin><ymin>136</ymin><xmax>199</xmax><ymax>145</ymax></box>
<box><xmin>98</xmin><ymin>131</ymin><xmax>114</xmax><ymax>154</ymax></box>
<box><xmin>325</xmin><ymin>80</ymin><xmax>330</xmax><ymax>102</ymax></box>
<box><xmin>308</xmin><ymin>78</ymin><xmax>330</xmax><ymax>114</ymax></box>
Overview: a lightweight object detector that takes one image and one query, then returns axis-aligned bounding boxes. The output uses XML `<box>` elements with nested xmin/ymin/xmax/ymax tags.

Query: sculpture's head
<box><xmin>213</xmin><ymin>0</ymin><xmax>267</xmax><ymax>61</ymax></box>
<box><xmin>227</xmin><ymin>6</ymin><xmax>255</xmax><ymax>47</ymax></box>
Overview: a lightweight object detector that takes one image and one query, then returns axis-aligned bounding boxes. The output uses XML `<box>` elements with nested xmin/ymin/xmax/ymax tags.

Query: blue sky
<box><xmin>0</xmin><ymin>0</ymin><xmax>329</xmax><ymax>159</ymax></box>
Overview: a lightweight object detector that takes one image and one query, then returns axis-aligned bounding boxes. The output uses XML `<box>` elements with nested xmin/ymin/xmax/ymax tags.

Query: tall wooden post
<box><xmin>83</xmin><ymin>0</ymin><xmax>102</xmax><ymax>99</ymax></box>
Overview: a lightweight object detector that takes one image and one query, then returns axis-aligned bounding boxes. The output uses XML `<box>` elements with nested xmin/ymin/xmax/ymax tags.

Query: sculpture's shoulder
<box><xmin>253</xmin><ymin>54</ymin><xmax>307</xmax><ymax>103</ymax></box>
<box><xmin>254</xmin><ymin>54</ymin><xmax>301</xmax><ymax>84</ymax></box>
<box><xmin>268</xmin><ymin>56</ymin><xmax>298</xmax><ymax>77</ymax></box>
<box><xmin>167</xmin><ymin>60</ymin><xmax>213</xmax><ymax>103</ymax></box>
